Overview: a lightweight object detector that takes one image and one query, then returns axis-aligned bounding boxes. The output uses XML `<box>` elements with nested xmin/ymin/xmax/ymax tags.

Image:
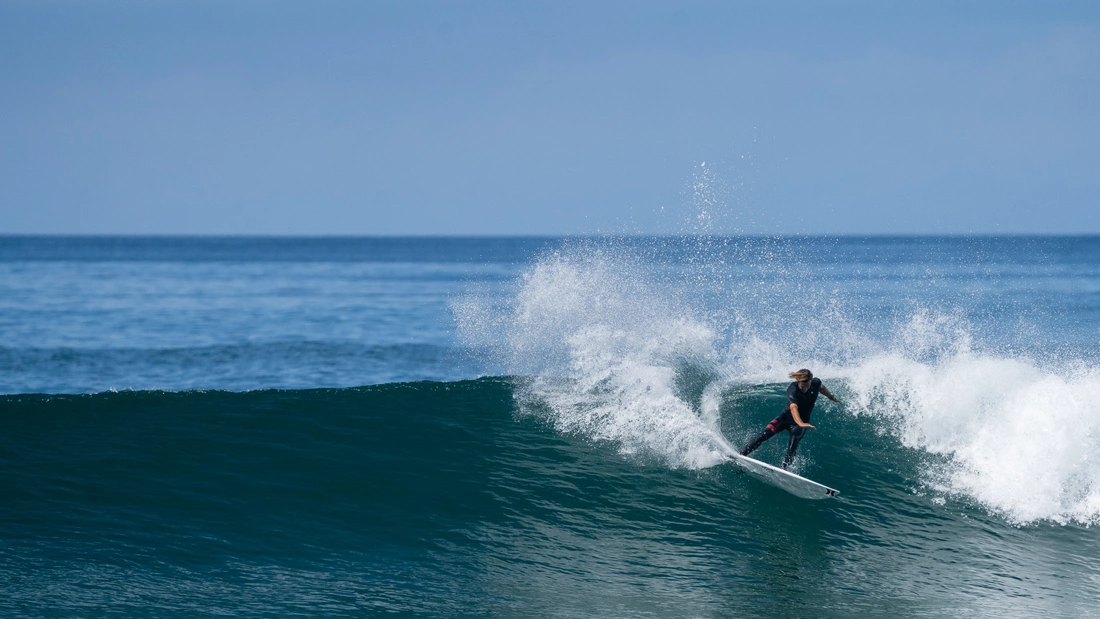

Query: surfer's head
<box><xmin>789</xmin><ymin>369</ymin><xmax>813</xmax><ymax>385</ymax></box>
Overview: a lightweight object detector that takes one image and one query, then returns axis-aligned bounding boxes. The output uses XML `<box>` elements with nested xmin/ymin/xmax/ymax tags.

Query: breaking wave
<box><xmin>456</xmin><ymin>240</ymin><xmax>1100</xmax><ymax>525</ymax></box>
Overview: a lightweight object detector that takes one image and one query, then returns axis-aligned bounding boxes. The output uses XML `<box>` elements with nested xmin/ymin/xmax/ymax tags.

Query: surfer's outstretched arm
<box><xmin>790</xmin><ymin>404</ymin><xmax>815</xmax><ymax>430</ymax></box>
<box><xmin>820</xmin><ymin>384</ymin><xmax>840</xmax><ymax>403</ymax></box>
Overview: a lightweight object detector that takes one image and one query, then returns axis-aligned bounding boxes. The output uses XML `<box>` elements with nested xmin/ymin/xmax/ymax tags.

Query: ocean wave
<box><xmin>457</xmin><ymin>243</ymin><xmax>1100</xmax><ymax>525</ymax></box>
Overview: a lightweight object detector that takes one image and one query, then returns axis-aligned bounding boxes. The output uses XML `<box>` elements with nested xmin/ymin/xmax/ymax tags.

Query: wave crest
<box><xmin>457</xmin><ymin>242</ymin><xmax>1100</xmax><ymax>524</ymax></box>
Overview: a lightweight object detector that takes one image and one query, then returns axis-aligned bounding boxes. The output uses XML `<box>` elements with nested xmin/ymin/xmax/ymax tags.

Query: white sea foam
<box><xmin>457</xmin><ymin>246</ymin><xmax>1100</xmax><ymax>524</ymax></box>
<box><xmin>742</xmin><ymin>312</ymin><xmax>1100</xmax><ymax>524</ymax></box>
<box><xmin>457</xmin><ymin>249</ymin><xmax>736</xmax><ymax>469</ymax></box>
<box><xmin>841</xmin><ymin>350</ymin><xmax>1100</xmax><ymax>525</ymax></box>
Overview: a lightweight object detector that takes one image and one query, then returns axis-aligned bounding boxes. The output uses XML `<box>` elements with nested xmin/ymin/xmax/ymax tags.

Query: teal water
<box><xmin>2</xmin><ymin>381</ymin><xmax>1097</xmax><ymax>617</ymax></box>
<box><xmin>2</xmin><ymin>236</ymin><xmax>1100</xmax><ymax>616</ymax></box>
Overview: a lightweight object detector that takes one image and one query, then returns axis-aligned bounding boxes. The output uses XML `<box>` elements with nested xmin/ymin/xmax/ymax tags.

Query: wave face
<box><xmin>2</xmin><ymin>382</ymin><xmax>1098</xmax><ymax>617</ymax></box>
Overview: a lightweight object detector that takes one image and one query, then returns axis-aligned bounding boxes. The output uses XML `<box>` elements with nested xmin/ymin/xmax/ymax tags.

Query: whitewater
<box><xmin>455</xmin><ymin>238</ymin><xmax>1100</xmax><ymax>526</ymax></box>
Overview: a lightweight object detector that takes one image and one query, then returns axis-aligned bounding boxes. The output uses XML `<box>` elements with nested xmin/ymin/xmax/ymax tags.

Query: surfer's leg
<box><xmin>782</xmin><ymin>425</ymin><xmax>806</xmax><ymax>469</ymax></box>
<box><xmin>740</xmin><ymin>418</ymin><xmax>782</xmax><ymax>456</ymax></box>
<box><xmin>739</xmin><ymin>428</ymin><xmax>776</xmax><ymax>456</ymax></box>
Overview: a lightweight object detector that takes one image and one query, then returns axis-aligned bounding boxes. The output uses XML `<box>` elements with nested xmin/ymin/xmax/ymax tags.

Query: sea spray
<box><xmin>735</xmin><ymin>308</ymin><xmax>1100</xmax><ymax>524</ymax></box>
<box><xmin>457</xmin><ymin>246</ymin><xmax>735</xmax><ymax>468</ymax></box>
<box><xmin>841</xmin><ymin>350</ymin><xmax>1100</xmax><ymax>525</ymax></box>
<box><xmin>457</xmin><ymin>238</ymin><xmax>1100</xmax><ymax>524</ymax></box>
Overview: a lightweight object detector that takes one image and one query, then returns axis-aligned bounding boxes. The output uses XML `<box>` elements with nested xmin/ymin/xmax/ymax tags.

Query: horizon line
<box><xmin>3</xmin><ymin>232</ymin><xmax>1100</xmax><ymax>240</ymax></box>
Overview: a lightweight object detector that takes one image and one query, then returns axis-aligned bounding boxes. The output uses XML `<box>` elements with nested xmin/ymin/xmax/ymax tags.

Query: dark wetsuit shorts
<box><xmin>765</xmin><ymin>412</ymin><xmax>799</xmax><ymax>434</ymax></box>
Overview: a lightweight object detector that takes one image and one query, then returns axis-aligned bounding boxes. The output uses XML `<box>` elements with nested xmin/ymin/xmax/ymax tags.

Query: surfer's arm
<box><xmin>820</xmin><ymin>385</ymin><xmax>840</xmax><ymax>403</ymax></box>
<box><xmin>789</xmin><ymin>404</ymin><xmax>816</xmax><ymax>430</ymax></box>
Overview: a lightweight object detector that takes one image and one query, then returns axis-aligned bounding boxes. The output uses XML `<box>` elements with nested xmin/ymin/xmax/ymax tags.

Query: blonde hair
<box><xmin>789</xmin><ymin>369</ymin><xmax>813</xmax><ymax>382</ymax></box>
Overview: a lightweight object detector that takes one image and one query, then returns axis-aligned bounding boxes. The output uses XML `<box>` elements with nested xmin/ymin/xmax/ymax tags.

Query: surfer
<box><xmin>739</xmin><ymin>369</ymin><xmax>840</xmax><ymax>469</ymax></box>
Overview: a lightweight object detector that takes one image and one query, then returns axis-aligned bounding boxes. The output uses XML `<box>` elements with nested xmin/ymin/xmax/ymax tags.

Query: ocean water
<box><xmin>2</xmin><ymin>235</ymin><xmax>1099</xmax><ymax>617</ymax></box>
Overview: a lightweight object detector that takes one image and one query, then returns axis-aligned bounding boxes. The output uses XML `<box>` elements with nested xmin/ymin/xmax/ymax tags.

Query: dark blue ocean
<box><xmin>2</xmin><ymin>235</ymin><xmax>1099</xmax><ymax>617</ymax></box>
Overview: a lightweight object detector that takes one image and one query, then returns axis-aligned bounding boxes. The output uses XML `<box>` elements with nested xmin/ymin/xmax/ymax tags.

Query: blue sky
<box><xmin>1</xmin><ymin>1</ymin><xmax>1098</xmax><ymax>235</ymax></box>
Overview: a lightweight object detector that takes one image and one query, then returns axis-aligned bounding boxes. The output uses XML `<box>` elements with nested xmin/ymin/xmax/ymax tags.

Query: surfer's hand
<box><xmin>801</xmin><ymin>423</ymin><xmax>816</xmax><ymax>430</ymax></box>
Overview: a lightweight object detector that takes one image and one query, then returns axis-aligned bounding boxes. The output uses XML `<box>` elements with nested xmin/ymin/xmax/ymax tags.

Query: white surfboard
<box><xmin>728</xmin><ymin>453</ymin><xmax>839</xmax><ymax>500</ymax></box>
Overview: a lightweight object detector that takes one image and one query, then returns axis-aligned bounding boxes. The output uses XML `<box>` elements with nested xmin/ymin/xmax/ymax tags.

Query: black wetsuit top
<box><xmin>784</xmin><ymin>377</ymin><xmax>822</xmax><ymax>423</ymax></box>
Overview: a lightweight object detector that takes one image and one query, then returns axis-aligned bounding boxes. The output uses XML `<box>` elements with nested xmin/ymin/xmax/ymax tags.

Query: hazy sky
<box><xmin>2</xmin><ymin>1</ymin><xmax>1098</xmax><ymax>235</ymax></box>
